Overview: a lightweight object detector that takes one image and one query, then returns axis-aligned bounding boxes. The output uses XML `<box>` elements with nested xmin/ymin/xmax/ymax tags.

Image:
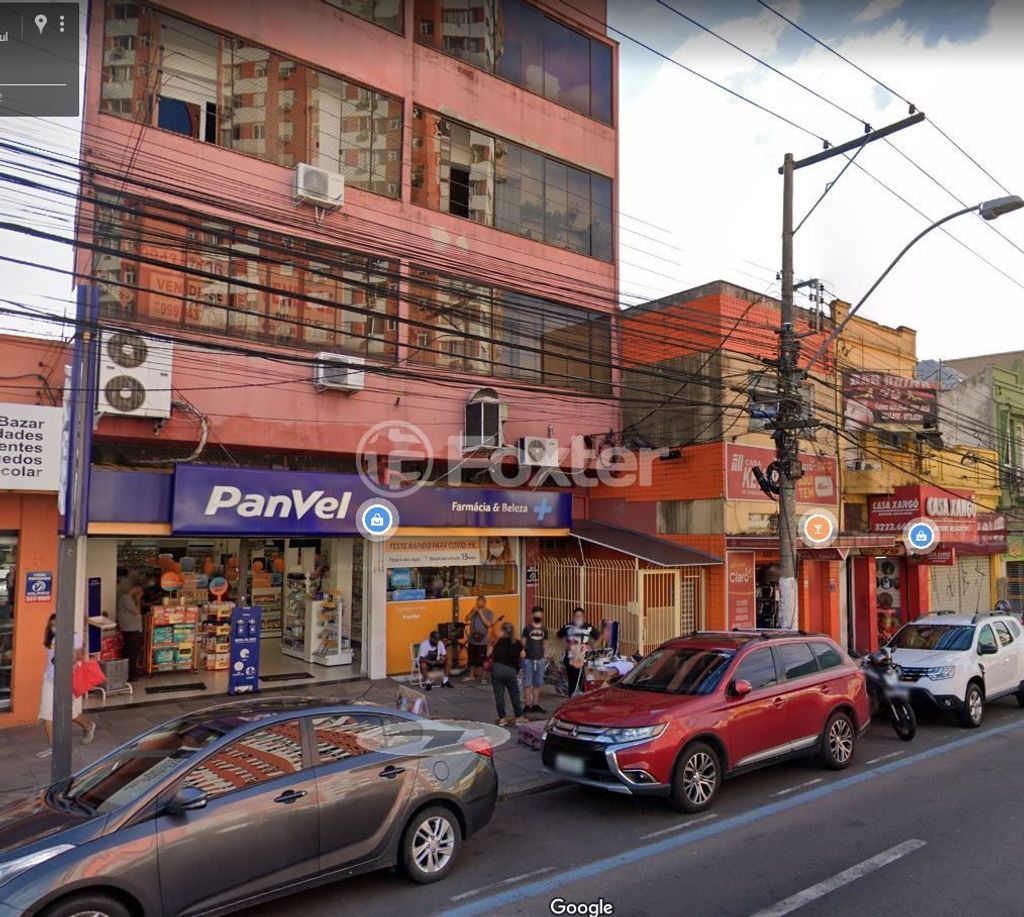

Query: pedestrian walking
<box><xmin>558</xmin><ymin>607</ymin><xmax>600</xmax><ymax>697</ymax></box>
<box><xmin>490</xmin><ymin>622</ymin><xmax>526</xmax><ymax>727</ymax></box>
<box><xmin>463</xmin><ymin>594</ymin><xmax>495</xmax><ymax>684</ymax></box>
<box><xmin>117</xmin><ymin>581</ymin><xmax>144</xmax><ymax>681</ymax></box>
<box><xmin>521</xmin><ymin>605</ymin><xmax>549</xmax><ymax>713</ymax></box>
<box><xmin>37</xmin><ymin>615</ymin><xmax>96</xmax><ymax>758</ymax></box>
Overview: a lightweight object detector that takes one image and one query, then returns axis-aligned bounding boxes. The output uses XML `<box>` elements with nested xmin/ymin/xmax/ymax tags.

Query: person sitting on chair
<box><xmin>418</xmin><ymin>631</ymin><xmax>454</xmax><ymax>691</ymax></box>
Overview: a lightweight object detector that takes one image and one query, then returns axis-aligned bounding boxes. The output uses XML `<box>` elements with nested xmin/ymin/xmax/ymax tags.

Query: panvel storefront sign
<box><xmin>172</xmin><ymin>465</ymin><xmax>572</xmax><ymax>535</ymax></box>
<box><xmin>0</xmin><ymin>403</ymin><xmax>61</xmax><ymax>491</ymax></box>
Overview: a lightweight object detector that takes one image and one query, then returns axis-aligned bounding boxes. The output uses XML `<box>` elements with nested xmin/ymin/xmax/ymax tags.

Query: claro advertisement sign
<box><xmin>0</xmin><ymin>403</ymin><xmax>62</xmax><ymax>492</ymax></box>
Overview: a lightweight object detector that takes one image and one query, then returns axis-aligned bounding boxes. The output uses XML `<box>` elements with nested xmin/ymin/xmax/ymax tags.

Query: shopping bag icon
<box><xmin>370</xmin><ymin>512</ymin><xmax>385</xmax><ymax>528</ymax></box>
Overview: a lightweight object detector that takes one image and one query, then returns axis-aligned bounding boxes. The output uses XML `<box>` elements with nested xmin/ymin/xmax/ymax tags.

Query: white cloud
<box><xmin>855</xmin><ymin>0</ymin><xmax>903</xmax><ymax>24</ymax></box>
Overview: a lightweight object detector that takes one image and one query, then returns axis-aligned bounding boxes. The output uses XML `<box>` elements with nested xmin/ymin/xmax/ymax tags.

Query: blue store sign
<box><xmin>228</xmin><ymin>605</ymin><xmax>262</xmax><ymax>695</ymax></box>
<box><xmin>170</xmin><ymin>465</ymin><xmax>571</xmax><ymax>535</ymax></box>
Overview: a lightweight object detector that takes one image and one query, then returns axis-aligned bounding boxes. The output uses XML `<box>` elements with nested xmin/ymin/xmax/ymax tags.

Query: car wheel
<box><xmin>41</xmin><ymin>892</ymin><xmax>131</xmax><ymax>917</ymax></box>
<box><xmin>959</xmin><ymin>682</ymin><xmax>984</xmax><ymax>728</ymax></box>
<box><xmin>669</xmin><ymin>742</ymin><xmax>721</xmax><ymax>813</ymax></box>
<box><xmin>401</xmin><ymin>806</ymin><xmax>462</xmax><ymax>884</ymax></box>
<box><xmin>819</xmin><ymin>711</ymin><xmax>856</xmax><ymax>770</ymax></box>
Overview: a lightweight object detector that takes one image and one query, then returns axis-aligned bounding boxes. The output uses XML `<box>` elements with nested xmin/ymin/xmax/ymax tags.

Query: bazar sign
<box><xmin>0</xmin><ymin>403</ymin><xmax>62</xmax><ymax>493</ymax></box>
<box><xmin>172</xmin><ymin>466</ymin><xmax>572</xmax><ymax>535</ymax></box>
<box><xmin>868</xmin><ymin>486</ymin><xmax>978</xmax><ymax>542</ymax></box>
<box><xmin>843</xmin><ymin>372</ymin><xmax>938</xmax><ymax>430</ymax></box>
<box><xmin>725</xmin><ymin>444</ymin><xmax>838</xmax><ymax>506</ymax></box>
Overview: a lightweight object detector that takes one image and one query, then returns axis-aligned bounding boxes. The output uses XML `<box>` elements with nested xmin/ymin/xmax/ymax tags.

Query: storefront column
<box><xmin>905</xmin><ymin>563</ymin><xmax>929</xmax><ymax>619</ymax></box>
<box><xmin>852</xmin><ymin>556</ymin><xmax>878</xmax><ymax>654</ymax></box>
<box><xmin>366</xmin><ymin>540</ymin><xmax>388</xmax><ymax>680</ymax></box>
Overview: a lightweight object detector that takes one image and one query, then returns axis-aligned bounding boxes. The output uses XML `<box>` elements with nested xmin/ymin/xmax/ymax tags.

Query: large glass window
<box><xmin>93</xmin><ymin>191</ymin><xmax>399</xmax><ymax>357</ymax></box>
<box><xmin>323</xmin><ymin>0</ymin><xmax>403</xmax><ymax>33</ymax></box>
<box><xmin>409</xmin><ymin>268</ymin><xmax>611</xmax><ymax>394</ymax></box>
<box><xmin>416</xmin><ymin>0</ymin><xmax>613</xmax><ymax>124</ymax></box>
<box><xmin>100</xmin><ymin>4</ymin><xmax>402</xmax><ymax>198</ymax></box>
<box><xmin>414</xmin><ymin>108</ymin><xmax>613</xmax><ymax>261</ymax></box>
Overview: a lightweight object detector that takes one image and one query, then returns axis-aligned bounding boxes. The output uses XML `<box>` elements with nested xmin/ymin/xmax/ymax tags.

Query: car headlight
<box><xmin>604</xmin><ymin>724</ymin><xmax>667</xmax><ymax>743</ymax></box>
<box><xmin>926</xmin><ymin>666</ymin><xmax>956</xmax><ymax>681</ymax></box>
<box><xmin>0</xmin><ymin>844</ymin><xmax>75</xmax><ymax>886</ymax></box>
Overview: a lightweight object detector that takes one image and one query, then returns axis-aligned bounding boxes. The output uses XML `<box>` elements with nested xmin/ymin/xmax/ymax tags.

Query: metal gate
<box><xmin>537</xmin><ymin>558</ymin><xmax>705</xmax><ymax>656</ymax></box>
<box><xmin>930</xmin><ymin>556</ymin><xmax>992</xmax><ymax>614</ymax></box>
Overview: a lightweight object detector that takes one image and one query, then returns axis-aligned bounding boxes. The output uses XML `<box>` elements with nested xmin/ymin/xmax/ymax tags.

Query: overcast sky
<box><xmin>1</xmin><ymin>1</ymin><xmax>1022</xmax><ymax>363</ymax></box>
<box><xmin>612</xmin><ymin>0</ymin><xmax>1024</xmax><ymax>362</ymax></box>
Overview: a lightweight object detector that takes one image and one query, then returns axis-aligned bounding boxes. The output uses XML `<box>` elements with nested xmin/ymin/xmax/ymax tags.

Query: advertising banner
<box><xmin>726</xmin><ymin>551</ymin><xmax>756</xmax><ymax>630</ymax></box>
<box><xmin>725</xmin><ymin>444</ymin><xmax>838</xmax><ymax>506</ymax></box>
<box><xmin>228</xmin><ymin>605</ymin><xmax>262</xmax><ymax>695</ymax></box>
<box><xmin>0</xmin><ymin>403</ymin><xmax>62</xmax><ymax>492</ymax></box>
<box><xmin>844</xmin><ymin>372</ymin><xmax>938</xmax><ymax>430</ymax></box>
<box><xmin>385</xmin><ymin>537</ymin><xmax>484</xmax><ymax>568</ymax></box>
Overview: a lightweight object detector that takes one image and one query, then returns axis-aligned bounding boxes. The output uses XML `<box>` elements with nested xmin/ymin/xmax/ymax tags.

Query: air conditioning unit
<box><xmin>294</xmin><ymin>163</ymin><xmax>344</xmax><ymax>210</ymax></box>
<box><xmin>98</xmin><ymin>332</ymin><xmax>172</xmax><ymax>418</ymax></box>
<box><xmin>464</xmin><ymin>397</ymin><xmax>502</xmax><ymax>451</ymax></box>
<box><xmin>313</xmin><ymin>353</ymin><xmax>365</xmax><ymax>393</ymax></box>
<box><xmin>518</xmin><ymin>436</ymin><xmax>559</xmax><ymax>467</ymax></box>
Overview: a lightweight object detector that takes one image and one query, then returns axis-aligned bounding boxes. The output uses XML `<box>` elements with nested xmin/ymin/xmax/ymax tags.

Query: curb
<box><xmin>498</xmin><ymin>777</ymin><xmax>567</xmax><ymax>801</ymax></box>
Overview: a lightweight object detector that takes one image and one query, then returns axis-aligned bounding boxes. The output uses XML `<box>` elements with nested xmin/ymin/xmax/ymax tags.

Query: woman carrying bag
<box><xmin>37</xmin><ymin>615</ymin><xmax>98</xmax><ymax>758</ymax></box>
<box><xmin>489</xmin><ymin>622</ymin><xmax>526</xmax><ymax>727</ymax></box>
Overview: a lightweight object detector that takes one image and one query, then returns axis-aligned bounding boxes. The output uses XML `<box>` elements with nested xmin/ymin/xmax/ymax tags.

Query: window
<box><xmin>184</xmin><ymin>722</ymin><xmax>305</xmax><ymax>798</ymax></box>
<box><xmin>890</xmin><ymin>624</ymin><xmax>975</xmax><ymax>651</ymax></box>
<box><xmin>324</xmin><ymin>0</ymin><xmax>404</xmax><ymax>34</ymax></box>
<box><xmin>810</xmin><ymin>642</ymin><xmax>844</xmax><ymax>671</ymax></box>
<box><xmin>313</xmin><ymin>714</ymin><xmax>386</xmax><ymax>762</ymax></box>
<box><xmin>778</xmin><ymin>643</ymin><xmax>819</xmax><ymax>680</ymax></box>
<box><xmin>409</xmin><ymin>268</ymin><xmax>611</xmax><ymax>394</ymax></box>
<box><xmin>619</xmin><ymin>647</ymin><xmax>734</xmax><ymax>696</ymax></box>
<box><xmin>0</xmin><ymin>539</ymin><xmax>15</xmax><ymax>714</ymax></box>
<box><xmin>1008</xmin><ymin>619</ymin><xmax>1022</xmax><ymax>639</ymax></box>
<box><xmin>101</xmin><ymin>6</ymin><xmax>403</xmax><ymax>199</ymax></box>
<box><xmin>733</xmin><ymin>649</ymin><xmax>778</xmax><ymax>691</ymax></box>
<box><xmin>414</xmin><ymin>109</ymin><xmax>612</xmax><ymax>260</ymax></box>
<box><xmin>993</xmin><ymin>621</ymin><xmax>1014</xmax><ymax>648</ymax></box>
<box><xmin>416</xmin><ymin>0</ymin><xmax>613</xmax><ymax>124</ymax></box>
<box><xmin>93</xmin><ymin>190</ymin><xmax>400</xmax><ymax>356</ymax></box>
<box><xmin>978</xmin><ymin>625</ymin><xmax>998</xmax><ymax>654</ymax></box>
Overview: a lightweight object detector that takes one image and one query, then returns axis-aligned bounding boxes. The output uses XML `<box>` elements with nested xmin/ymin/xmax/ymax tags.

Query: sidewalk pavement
<box><xmin>0</xmin><ymin>676</ymin><xmax>566</xmax><ymax>809</ymax></box>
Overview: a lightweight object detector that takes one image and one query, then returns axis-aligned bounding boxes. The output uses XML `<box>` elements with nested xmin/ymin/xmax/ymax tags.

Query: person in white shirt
<box><xmin>37</xmin><ymin>614</ymin><xmax>96</xmax><ymax>758</ymax></box>
<box><xmin>418</xmin><ymin>631</ymin><xmax>454</xmax><ymax>692</ymax></box>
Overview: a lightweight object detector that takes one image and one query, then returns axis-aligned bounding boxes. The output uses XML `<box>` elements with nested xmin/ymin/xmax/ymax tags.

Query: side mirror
<box><xmin>731</xmin><ymin>679</ymin><xmax>753</xmax><ymax>697</ymax></box>
<box><xmin>979</xmin><ymin>643</ymin><xmax>998</xmax><ymax>656</ymax></box>
<box><xmin>166</xmin><ymin>786</ymin><xmax>208</xmax><ymax>815</ymax></box>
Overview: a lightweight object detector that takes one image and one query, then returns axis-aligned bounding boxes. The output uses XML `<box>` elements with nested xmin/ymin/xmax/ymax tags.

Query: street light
<box><xmin>803</xmin><ymin>195</ymin><xmax>1024</xmax><ymax>373</ymax></box>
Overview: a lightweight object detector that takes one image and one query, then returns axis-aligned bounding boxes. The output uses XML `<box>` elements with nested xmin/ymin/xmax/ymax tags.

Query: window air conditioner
<box><xmin>294</xmin><ymin>163</ymin><xmax>345</xmax><ymax>209</ymax></box>
<box><xmin>518</xmin><ymin>436</ymin><xmax>559</xmax><ymax>467</ymax></box>
<box><xmin>98</xmin><ymin>332</ymin><xmax>172</xmax><ymax>418</ymax></box>
<box><xmin>313</xmin><ymin>353</ymin><xmax>365</xmax><ymax>393</ymax></box>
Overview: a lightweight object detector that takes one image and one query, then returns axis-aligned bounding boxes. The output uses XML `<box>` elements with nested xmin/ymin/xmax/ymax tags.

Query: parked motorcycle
<box><xmin>861</xmin><ymin>647</ymin><xmax>916</xmax><ymax>741</ymax></box>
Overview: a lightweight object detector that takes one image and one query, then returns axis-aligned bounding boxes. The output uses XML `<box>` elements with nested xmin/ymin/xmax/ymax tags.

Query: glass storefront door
<box><xmin>0</xmin><ymin>537</ymin><xmax>18</xmax><ymax>713</ymax></box>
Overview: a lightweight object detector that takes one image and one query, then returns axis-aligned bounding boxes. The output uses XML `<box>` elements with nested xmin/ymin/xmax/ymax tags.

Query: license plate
<box><xmin>554</xmin><ymin>753</ymin><xmax>585</xmax><ymax>776</ymax></box>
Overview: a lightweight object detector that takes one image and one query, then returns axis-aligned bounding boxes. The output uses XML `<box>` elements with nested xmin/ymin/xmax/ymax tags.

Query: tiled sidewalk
<box><xmin>0</xmin><ymin>676</ymin><xmax>564</xmax><ymax>808</ymax></box>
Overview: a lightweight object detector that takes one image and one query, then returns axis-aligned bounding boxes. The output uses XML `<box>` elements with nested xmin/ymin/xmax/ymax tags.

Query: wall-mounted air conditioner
<box><xmin>294</xmin><ymin>163</ymin><xmax>345</xmax><ymax>209</ymax></box>
<box><xmin>518</xmin><ymin>436</ymin><xmax>559</xmax><ymax>467</ymax></box>
<box><xmin>98</xmin><ymin>332</ymin><xmax>172</xmax><ymax>418</ymax></box>
<box><xmin>313</xmin><ymin>353</ymin><xmax>365</xmax><ymax>393</ymax></box>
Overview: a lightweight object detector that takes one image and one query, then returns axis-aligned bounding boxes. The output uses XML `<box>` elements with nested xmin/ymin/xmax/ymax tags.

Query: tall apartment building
<box><xmin>65</xmin><ymin>0</ymin><xmax>621</xmax><ymax>692</ymax></box>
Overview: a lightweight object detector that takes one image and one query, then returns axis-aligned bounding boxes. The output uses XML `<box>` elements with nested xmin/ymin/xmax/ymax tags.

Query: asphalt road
<box><xmin>259</xmin><ymin>699</ymin><xmax>1024</xmax><ymax>917</ymax></box>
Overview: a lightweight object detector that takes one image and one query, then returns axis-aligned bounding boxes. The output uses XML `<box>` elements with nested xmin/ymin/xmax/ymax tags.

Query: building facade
<box><xmin>68</xmin><ymin>0</ymin><xmax>623</xmax><ymax>688</ymax></box>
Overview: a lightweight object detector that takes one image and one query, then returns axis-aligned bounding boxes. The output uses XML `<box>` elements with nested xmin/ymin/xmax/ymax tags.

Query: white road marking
<box><xmin>770</xmin><ymin>778</ymin><xmax>822</xmax><ymax>798</ymax></box>
<box><xmin>639</xmin><ymin>813</ymin><xmax>718</xmax><ymax>840</ymax></box>
<box><xmin>747</xmin><ymin>839</ymin><xmax>927</xmax><ymax>917</ymax></box>
<box><xmin>451</xmin><ymin>867</ymin><xmax>556</xmax><ymax>902</ymax></box>
<box><xmin>867</xmin><ymin>751</ymin><xmax>904</xmax><ymax>765</ymax></box>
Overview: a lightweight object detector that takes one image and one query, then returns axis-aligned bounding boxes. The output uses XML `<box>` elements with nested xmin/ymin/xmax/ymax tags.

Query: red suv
<box><xmin>541</xmin><ymin>631</ymin><xmax>869</xmax><ymax>812</ymax></box>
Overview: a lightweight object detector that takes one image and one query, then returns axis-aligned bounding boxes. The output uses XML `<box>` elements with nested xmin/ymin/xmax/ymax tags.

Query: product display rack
<box><xmin>201</xmin><ymin>602</ymin><xmax>233</xmax><ymax>671</ymax></box>
<box><xmin>281</xmin><ymin>573</ymin><xmax>313</xmax><ymax>662</ymax></box>
<box><xmin>253</xmin><ymin>585</ymin><xmax>283</xmax><ymax>638</ymax></box>
<box><xmin>312</xmin><ymin>595</ymin><xmax>353</xmax><ymax>667</ymax></box>
<box><xmin>145</xmin><ymin>603</ymin><xmax>200</xmax><ymax>675</ymax></box>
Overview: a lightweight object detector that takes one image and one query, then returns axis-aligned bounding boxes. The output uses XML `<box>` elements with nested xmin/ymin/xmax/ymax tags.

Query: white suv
<box><xmin>887</xmin><ymin>612</ymin><xmax>1024</xmax><ymax>728</ymax></box>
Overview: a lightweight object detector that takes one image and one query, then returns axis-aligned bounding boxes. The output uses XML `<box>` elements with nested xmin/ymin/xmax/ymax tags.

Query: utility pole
<box><xmin>774</xmin><ymin>113</ymin><xmax>924</xmax><ymax>631</ymax></box>
<box><xmin>52</xmin><ymin>286</ymin><xmax>99</xmax><ymax>781</ymax></box>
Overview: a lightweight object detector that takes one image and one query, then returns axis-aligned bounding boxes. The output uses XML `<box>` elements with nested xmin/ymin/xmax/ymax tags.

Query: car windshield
<box><xmin>889</xmin><ymin>624</ymin><xmax>975</xmax><ymax>652</ymax></box>
<box><xmin>59</xmin><ymin>712</ymin><xmax>263</xmax><ymax>814</ymax></box>
<box><xmin>620</xmin><ymin>647</ymin><xmax>734</xmax><ymax>696</ymax></box>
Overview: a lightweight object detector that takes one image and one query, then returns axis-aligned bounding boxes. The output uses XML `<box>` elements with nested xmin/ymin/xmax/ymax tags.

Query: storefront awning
<box><xmin>571</xmin><ymin>520</ymin><xmax>722</xmax><ymax>567</ymax></box>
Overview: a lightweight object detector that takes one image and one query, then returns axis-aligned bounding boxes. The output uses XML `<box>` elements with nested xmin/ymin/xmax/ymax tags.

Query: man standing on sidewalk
<box><xmin>117</xmin><ymin>582</ymin><xmax>144</xmax><ymax>681</ymax></box>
